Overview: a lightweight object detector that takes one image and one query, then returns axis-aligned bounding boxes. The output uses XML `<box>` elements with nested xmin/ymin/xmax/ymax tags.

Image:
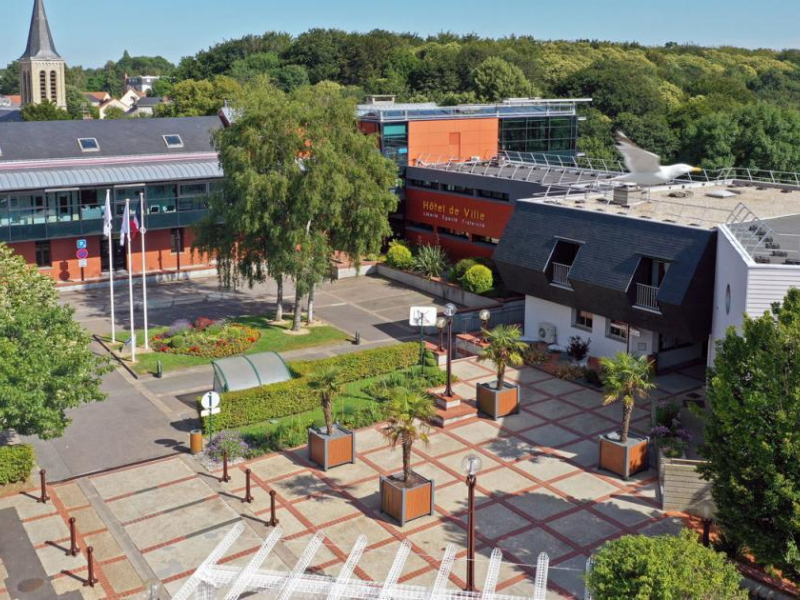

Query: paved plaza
<box><xmin>0</xmin><ymin>357</ymin><xmax>705</xmax><ymax>599</ymax></box>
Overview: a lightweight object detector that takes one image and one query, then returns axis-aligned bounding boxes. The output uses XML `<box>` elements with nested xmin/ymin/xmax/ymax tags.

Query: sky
<box><xmin>1</xmin><ymin>0</ymin><xmax>799</xmax><ymax>69</ymax></box>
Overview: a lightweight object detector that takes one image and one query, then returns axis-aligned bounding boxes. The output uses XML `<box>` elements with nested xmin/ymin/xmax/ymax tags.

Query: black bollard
<box><xmin>244</xmin><ymin>469</ymin><xmax>254</xmax><ymax>504</ymax></box>
<box><xmin>269</xmin><ymin>490</ymin><xmax>279</xmax><ymax>527</ymax></box>
<box><xmin>38</xmin><ymin>470</ymin><xmax>49</xmax><ymax>504</ymax></box>
<box><xmin>67</xmin><ymin>517</ymin><xmax>78</xmax><ymax>557</ymax></box>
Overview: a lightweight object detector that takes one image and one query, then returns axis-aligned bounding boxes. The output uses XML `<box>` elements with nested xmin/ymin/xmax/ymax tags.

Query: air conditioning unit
<box><xmin>538</xmin><ymin>322</ymin><xmax>557</xmax><ymax>344</ymax></box>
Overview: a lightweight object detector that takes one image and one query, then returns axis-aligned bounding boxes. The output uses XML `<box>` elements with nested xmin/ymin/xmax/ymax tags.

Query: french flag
<box><xmin>119</xmin><ymin>202</ymin><xmax>141</xmax><ymax>246</ymax></box>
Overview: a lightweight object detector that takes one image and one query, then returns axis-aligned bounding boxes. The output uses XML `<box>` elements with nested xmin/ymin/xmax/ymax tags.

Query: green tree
<box><xmin>0</xmin><ymin>61</ymin><xmax>20</xmax><ymax>95</ymax></box>
<box><xmin>699</xmin><ymin>288</ymin><xmax>800</xmax><ymax>582</ymax></box>
<box><xmin>477</xmin><ymin>324</ymin><xmax>527</xmax><ymax>389</ymax></box>
<box><xmin>155</xmin><ymin>76</ymin><xmax>241</xmax><ymax>117</ymax></box>
<box><xmin>382</xmin><ymin>389</ymin><xmax>435</xmax><ymax>482</ymax></box>
<box><xmin>65</xmin><ymin>86</ymin><xmax>99</xmax><ymax>120</ymax></box>
<box><xmin>471</xmin><ymin>57</ymin><xmax>533</xmax><ymax>101</ymax></box>
<box><xmin>228</xmin><ymin>52</ymin><xmax>281</xmax><ymax>82</ymax></box>
<box><xmin>585</xmin><ymin>530</ymin><xmax>746</xmax><ymax>599</ymax></box>
<box><xmin>0</xmin><ymin>244</ymin><xmax>108</xmax><ymax>439</ymax></box>
<box><xmin>21</xmin><ymin>101</ymin><xmax>71</xmax><ymax>122</ymax></box>
<box><xmin>308</xmin><ymin>367</ymin><xmax>342</xmax><ymax>436</ymax></box>
<box><xmin>273</xmin><ymin>64</ymin><xmax>310</xmax><ymax>92</ymax></box>
<box><xmin>103</xmin><ymin>106</ymin><xmax>126</xmax><ymax>120</ymax></box>
<box><xmin>149</xmin><ymin>77</ymin><xmax>175</xmax><ymax>98</ymax></box>
<box><xmin>193</xmin><ymin>78</ymin><xmax>398</xmax><ymax>333</ymax></box>
<box><xmin>282</xmin><ymin>28</ymin><xmax>347</xmax><ymax>83</ymax></box>
<box><xmin>599</xmin><ymin>353</ymin><xmax>655</xmax><ymax>443</ymax></box>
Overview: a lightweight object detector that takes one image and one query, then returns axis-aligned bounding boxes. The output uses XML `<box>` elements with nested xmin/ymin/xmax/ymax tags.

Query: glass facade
<box><xmin>380</xmin><ymin>123</ymin><xmax>408</xmax><ymax>167</ymax></box>
<box><xmin>499</xmin><ymin>116</ymin><xmax>578</xmax><ymax>156</ymax></box>
<box><xmin>0</xmin><ymin>180</ymin><xmax>216</xmax><ymax>243</ymax></box>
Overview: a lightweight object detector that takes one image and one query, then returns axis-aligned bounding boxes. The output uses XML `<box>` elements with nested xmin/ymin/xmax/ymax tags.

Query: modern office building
<box><xmin>357</xmin><ymin>96</ymin><xmax>590</xmax><ymax>255</ymax></box>
<box><xmin>493</xmin><ymin>176</ymin><xmax>800</xmax><ymax>370</ymax></box>
<box><xmin>0</xmin><ymin>116</ymin><xmax>222</xmax><ymax>285</ymax></box>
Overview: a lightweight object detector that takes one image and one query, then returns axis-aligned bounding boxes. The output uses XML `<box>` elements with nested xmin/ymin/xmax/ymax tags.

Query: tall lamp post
<box><xmin>462</xmin><ymin>454</ymin><xmax>483</xmax><ymax>592</ymax></box>
<box><xmin>479</xmin><ymin>309</ymin><xmax>491</xmax><ymax>342</ymax></box>
<box><xmin>436</xmin><ymin>316</ymin><xmax>447</xmax><ymax>352</ymax></box>
<box><xmin>444</xmin><ymin>303</ymin><xmax>457</xmax><ymax>398</ymax></box>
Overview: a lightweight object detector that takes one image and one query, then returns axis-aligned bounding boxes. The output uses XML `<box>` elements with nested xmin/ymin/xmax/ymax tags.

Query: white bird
<box><xmin>613</xmin><ymin>131</ymin><xmax>701</xmax><ymax>186</ymax></box>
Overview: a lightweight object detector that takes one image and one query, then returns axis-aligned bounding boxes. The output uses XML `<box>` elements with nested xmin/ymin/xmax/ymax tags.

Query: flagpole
<box><xmin>105</xmin><ymin>190</ymin><xmax>116</xmax><ymax>344</ymax></box>
<box><xmin>125</xmin><ymin>198</ymin><xmax>136</xmax><ymax>363</ymax></box>
<box><xmin>139</xmin><ymin>192</ymin><xmax>149</xmax><ymax>350</ymax></box>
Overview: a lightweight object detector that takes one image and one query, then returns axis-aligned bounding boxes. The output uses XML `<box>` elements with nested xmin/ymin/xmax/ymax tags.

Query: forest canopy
<box><xmin>4</xmin><ymin>31</ymin><xmax>800</xmax><ymax>170</ymax></box>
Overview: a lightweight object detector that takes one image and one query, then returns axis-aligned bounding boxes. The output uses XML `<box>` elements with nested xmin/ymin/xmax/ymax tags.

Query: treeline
<box><xmin>4</xmin><ymin>30</ymin><xmax>800</xmax><ymax>171</ymax></box>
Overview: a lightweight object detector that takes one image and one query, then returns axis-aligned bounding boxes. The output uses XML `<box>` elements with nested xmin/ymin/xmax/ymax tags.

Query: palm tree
<box><xmin>599</xmin><ymin>353</ymin><xmax>656</xmax><ymax>443</ymax></box>
<box><xmin>477</xmin><ymin>324</ymin><xmax>527</xmax><ymax>389</ymax></box>
<box><xmin>308</xmin><ymin>367</ymin><xmax>342</xmax><ymax>436</ymax></box>
<box><xmin>382</xmin><ymin>388</ymin><xmax>435</xmax><ymax>482</ymax></box>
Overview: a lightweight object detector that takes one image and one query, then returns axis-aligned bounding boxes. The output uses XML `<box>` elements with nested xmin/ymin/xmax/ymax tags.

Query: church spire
<box><xmin>20</xmin><ymin>0</ymin><xmax>61</xmax><ymax>60</ymax></box>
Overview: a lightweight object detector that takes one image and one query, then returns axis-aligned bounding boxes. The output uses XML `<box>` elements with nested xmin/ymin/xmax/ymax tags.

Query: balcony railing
<box><xmin>552</xmin><ymin>262</ymin><xmax>572</xmax><ymax>288</ymax></box>
<box><xmin>635</xmin><ymin>283</ymin><xmax>660</xmax><ymax>311</ymax></box>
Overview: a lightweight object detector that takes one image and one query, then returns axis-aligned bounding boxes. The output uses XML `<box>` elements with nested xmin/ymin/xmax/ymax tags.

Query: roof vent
<box><xmin>706</xmin><ymin>190</ymin><xmax>737</xmax><ymax>199</ymax></box>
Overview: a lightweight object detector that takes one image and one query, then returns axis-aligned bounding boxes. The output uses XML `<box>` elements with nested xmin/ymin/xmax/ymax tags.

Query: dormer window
<box><xmin>163</xmin><ymin>134</ymin><xmax>184</xmax><ymax>148</ymax></box>
<box><xmin>630</xmin><ymin>256</ymin><xmax>669</xmax><ymax>312</ymax></box>
<box><xmin>78</xmin><ymin>138</ymin><xmax>99</xmax><ymax>152</ymax></box>
<box><xmin>547</xmin><ymin>239</ymin><xmax>582</xmax><ymax>289</ymax></box>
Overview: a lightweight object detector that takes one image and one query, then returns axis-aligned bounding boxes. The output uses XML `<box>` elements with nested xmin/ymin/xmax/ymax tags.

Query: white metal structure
<box><xmin>174</xmin><ymin>524</ymin><xmax>550</xmax><ymax>600</ymax></box>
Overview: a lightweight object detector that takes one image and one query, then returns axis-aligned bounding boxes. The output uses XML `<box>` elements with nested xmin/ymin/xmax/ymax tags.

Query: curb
<box><xmin>93</xmin><ymin>334</ymin><xmax>140</xmax><ymax>380</ymax></box>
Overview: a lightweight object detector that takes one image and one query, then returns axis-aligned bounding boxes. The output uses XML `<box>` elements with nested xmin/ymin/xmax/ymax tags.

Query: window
<box><xmin>472</xmin><ymin>234</ymin><xmax>500</xmax><ymax>246</ymax></box>
<box><xmin>499</xmin><ymin>116</ymin><xmax>578</xmax><ymax>157</ymax></box>
<box><xmin>407</xmin><ymin>179</ymin><xmax>439</xmax><ymax>190</ymax></box>
<box><xmin>163</xmin><ymin>134</ymin><xmax>184</xmax><ymax>148</ymax></box>
<box><xmin>39</xmin><ymin>71</ymin><xmax>47</xmax><ymax>101</ymax></box>
<box><xmin>50</xmin><ymin>71</ymin><xmax>57</xmax><ymax>102</ymax></box>
<box><xmin>78</xmin><ymin>138</ymin><xmax>100</xmax><ymax>152</ymax></box>
<box><xmin>35</xmin><ymin>241</ymin><xmax>51</xmax><ymax>268</ymax></box>
<box><xmin>607</xmin><ymin>320</ymin><xmax>628</xmax><ymax>342</ymax></box>
<box><xmin>171</xmin><ymin>228</ymin><xmax>184</xmax><ymax>254</ymax></box>
<box><xmin>438</xmin><ymin>227</ymin><xmax>469</xmax><ymax>240</ymax></box>
<box><xmin>573</xmin><ymin>310</ymin><xmax>593</xmax><ymax>331</ymax></box>
<box><xmin>442</xmin><ymin>184</ymin><xmax>474</xmax><ymax>195</ymax></box>
<box><xmin>477</xmin><ymin>189</ymin><xmax>509</xmax><ymax>202</ymax></box>
<box><xmin>406</xmin><ymin>220</ymin><xmax>434</xmax><ymax>232</ymax></box>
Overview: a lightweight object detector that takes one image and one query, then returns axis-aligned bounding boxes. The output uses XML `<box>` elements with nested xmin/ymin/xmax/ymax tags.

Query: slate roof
<box><xmin>0</xmin><ymin>116</ymin><xmax>221</xmax><ymax>162</ymax></box>
<box><xmin>20</xmin><ymin>0</ymin><xmax>61</xmax><ymax>61</ymax></box>
<box><xmin>493</xmin><ymin>201</ymin><xmax>717</xmax><ymax>340</ymax></box>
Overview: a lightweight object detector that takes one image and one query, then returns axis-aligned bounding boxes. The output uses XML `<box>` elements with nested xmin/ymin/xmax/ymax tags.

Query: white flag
<box><xmin>102</xmin><ymin>191</ymin><xmax>113</xmax><ymax>238</ymax></box>
<box><xmin>120</xmin><ymin>202</ymin><xmax>130</xmax><ymax>247</ymax></box>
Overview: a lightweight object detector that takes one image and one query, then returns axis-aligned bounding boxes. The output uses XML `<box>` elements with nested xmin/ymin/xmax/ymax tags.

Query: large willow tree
<box><xmin>0</xmin><ymin>244</ymin><xmax>108</xmax><ymax>439</ymax></box>
<box><xmin>194</xmin><ymin>77</ymin><xmax>398</xmax><ymax>329</ymax></box>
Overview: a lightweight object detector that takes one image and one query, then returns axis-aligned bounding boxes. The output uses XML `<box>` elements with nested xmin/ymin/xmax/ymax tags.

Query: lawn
<box><xmin>103</xmin><ymin>313</ymin><xmax>349</xmax><ymax>375</ymax></box>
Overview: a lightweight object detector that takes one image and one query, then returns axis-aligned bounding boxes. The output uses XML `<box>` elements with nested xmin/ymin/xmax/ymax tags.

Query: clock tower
<box><xmin>19</xmin><ymin>0</ymin><xmax>67</xmax><ymax>109</ymax></box>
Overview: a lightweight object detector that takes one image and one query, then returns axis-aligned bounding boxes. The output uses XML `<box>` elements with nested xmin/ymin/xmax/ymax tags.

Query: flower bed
<box><xmin>152</xmin><ymin>317</ymin><xmax>260</xmax><ymax>359</ymax></box>
<box><xmin>651</xmin><ymin>400</ymin><xmax>692</xmax><ymax>458</ymax></box>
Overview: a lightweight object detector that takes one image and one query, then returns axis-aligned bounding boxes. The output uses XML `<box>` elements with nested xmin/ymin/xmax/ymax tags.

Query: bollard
<box><xmin>84</xmin><ymin>546</ymin><xmax>98</xmax><ymax>588</ymax></box>
<box><xmin>155</xmin><ymin>360</ymin><xmax>163</xmax><ymax>379</ymax></box>
<box><xmin>221</xmin><ymin>450</ymin><xmax>231</xmax><ymax>483</ymax></box>
<box><xmin>38</xmin><ymin>470</ymin><xmax>49</xmax><ymax>504</ymax></box>
<box><xmin>354</xmin><ymin>331</ymin><xmax>362</xmax><ymax>346</ymax></box>
<box><xmin>268</xmin><ymin>490</ymin><xmax>279</xmax><ymax>527</ymax></box>
<box><xmin>67</xmin><ymin>517</ymin><xmax>78</xmax><ymax>557</ymax></box>
<box><xmin>244</xmin><ymin>469</ymin><xmax>253</xmax><ymax>504</ymax></box>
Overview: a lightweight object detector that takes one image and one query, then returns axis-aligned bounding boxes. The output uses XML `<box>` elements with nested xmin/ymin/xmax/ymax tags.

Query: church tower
<box><xmin>19</xmin><ymin>0</ymin><xmax>66</xmax><ymax>109</ymax></box>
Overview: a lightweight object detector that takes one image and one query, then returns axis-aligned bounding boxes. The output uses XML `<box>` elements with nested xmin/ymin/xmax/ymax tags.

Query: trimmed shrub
<box><xmin>585</xmin><ymin>530</ymin><xmax>747</xmax><ymax>599</ymax></box>
<box><xmin>204</xmin><ymin>343</ymin><xmax>420</xmax><ymax>431</ymax></box>
<box><xmin>451</xmin><ymin>258</ymin><xmax>478</xmax><ymax>281</ymax></box>
<box><xmin>0</xmin><ymin>445</ymin><xmax>34</xmax><ymax>485</ymax></box>
<box><xmin>386</xmin><ymin>242</ymin><xmax>414</xmax><ymax>270</ymax></box>
<box><xmin>462</xmin><ymin>264</ymin><xmax>494</xmax><ymax>294</ymax></box>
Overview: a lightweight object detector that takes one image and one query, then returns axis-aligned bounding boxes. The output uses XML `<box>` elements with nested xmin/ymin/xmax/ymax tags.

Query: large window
<box><xmin>381</xmin><ymin>123</ymin><xmax>408</xmax><ymax>167</ymax></box>
<box><xmin>499</xmin><ymin>116</ymin><xmax>578</xmax><ymax>156</ymax></box>
<box><xmin>35</xmin><ymin>241</ymin><xmax>51</xmax><ymax>268</ymax></box>
<box><xmin>146</xmin><ymin>184</ymin><xmax>178</xmax><ymax>214</ymax></box>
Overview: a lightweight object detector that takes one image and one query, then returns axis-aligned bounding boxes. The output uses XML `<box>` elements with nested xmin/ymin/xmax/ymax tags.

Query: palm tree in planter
<box><xmin>476</xmin><ymin>324</ymin><xmax>527</xmax><ymax>420</ymax></box>
<box><xmin>307</xmin><ymin>367</ymin><xmax>355</xmax><ymax>471</ymax></box>
<box><xmin>597</xmin><ymin>352</ymin><xmax>656</xmax><ymax>479</ymax></box>
<box><xmin>379</xmin><ymin>388</ymin><xmax>436</xmax><ymax>526</ymax></box>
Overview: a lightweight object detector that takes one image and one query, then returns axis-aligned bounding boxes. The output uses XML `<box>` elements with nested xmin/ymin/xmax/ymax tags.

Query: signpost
<box><xmin>77</xmin><ymin>239</ymin><xmax>87</xmax><ymax>250</ymax></box>
<box><xmin>201</xmin><ymin>392</ymin><xmax>221</xmax><ymax>441</ymax></box>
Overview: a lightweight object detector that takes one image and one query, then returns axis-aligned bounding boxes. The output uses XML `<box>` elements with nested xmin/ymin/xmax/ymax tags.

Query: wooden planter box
<box><xmin>476</xmin><ymin>381</ymin><xmax>520</xmax><ymax>420</ymax></box>
<box><xmin>308</xmin><ymin>424</ymin><xmax>356</xmax><ymax>471</ymax></box>
<box><xmin>598</xmin><ymin>434</ymin><xmax>649</xmax><ymax>480</ymax></box>
<box><xmin>380</xmin><ymin>472</ymin><xmax>434</xmax><ymax>526</ymax></box>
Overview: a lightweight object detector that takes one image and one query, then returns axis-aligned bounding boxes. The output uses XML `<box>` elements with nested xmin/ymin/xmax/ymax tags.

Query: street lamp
<box><xmin>444</xmin><ymin>303</ymin><xmax>457</xmax><ymax>398</ymax></box>
<box><xmin>436</xmin><ymin>316</ymin><xmax>447</xmax><ymax>352</ymax></box>
<box><xmin>462</xmin><ymin>454</ymin><xmax>483</xmax><ymax>592</ymax></box>
<box><xmin>695</xmin><ymin>499</ymin><xmax>715</xmax><ymax>547</ymax></box>
<box><xmin>479</xmin><ymin>309</ymin><xmax>491</xmax><ymax>342</ymax></box>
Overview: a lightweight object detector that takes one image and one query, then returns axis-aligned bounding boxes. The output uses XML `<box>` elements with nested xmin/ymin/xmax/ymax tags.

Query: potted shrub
<box><xmin>379</xmin><ymin>389</ymin><xmax>436</xmax><ymax>526</ymax></box>
<box><xmin>567</xmin><ymin>335</ymin><xmax>591</xmax><ymax>366</ymax></box>
<box><xmin>307</xmin><ymin>367</ymin><xmax>355</xmax><ymax>471</ymax></box>
<box><xmin>597</xmin><ymin>352</ymin><xmax>656</xmax><ymax>479</ymax></box>
<box><xmin>476</xmin><ymin>325</ymin><xmax>527</xmax><ymax>420</ymax></box>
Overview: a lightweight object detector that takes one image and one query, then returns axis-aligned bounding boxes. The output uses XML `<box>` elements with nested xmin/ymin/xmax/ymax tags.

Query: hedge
<box><xmin>203</xmin><ymin>342</ymin><xmax>420</xmax><ymax>431</ymax></box>
<box><xmin>462</xmin><ymin>264</ymin><xmax>494</xmax><ymax>294</ymax></box>
<box><xmin>0</xmin><ymin>445</ymin><xmax>34</xmax><ymax>485</ymax></box>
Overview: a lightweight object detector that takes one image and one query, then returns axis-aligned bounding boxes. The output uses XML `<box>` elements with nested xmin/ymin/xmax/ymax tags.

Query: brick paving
<box><xmin>0</xmin><ymin>358</ymin><xmax>705</xmax><ymax>599</ymax></box>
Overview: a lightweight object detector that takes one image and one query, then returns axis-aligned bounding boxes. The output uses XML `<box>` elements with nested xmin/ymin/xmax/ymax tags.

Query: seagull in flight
<box><xmin>613</xmin><ymin>131</ymin><xmax>701</xmax><ymax>186</ymax></box>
